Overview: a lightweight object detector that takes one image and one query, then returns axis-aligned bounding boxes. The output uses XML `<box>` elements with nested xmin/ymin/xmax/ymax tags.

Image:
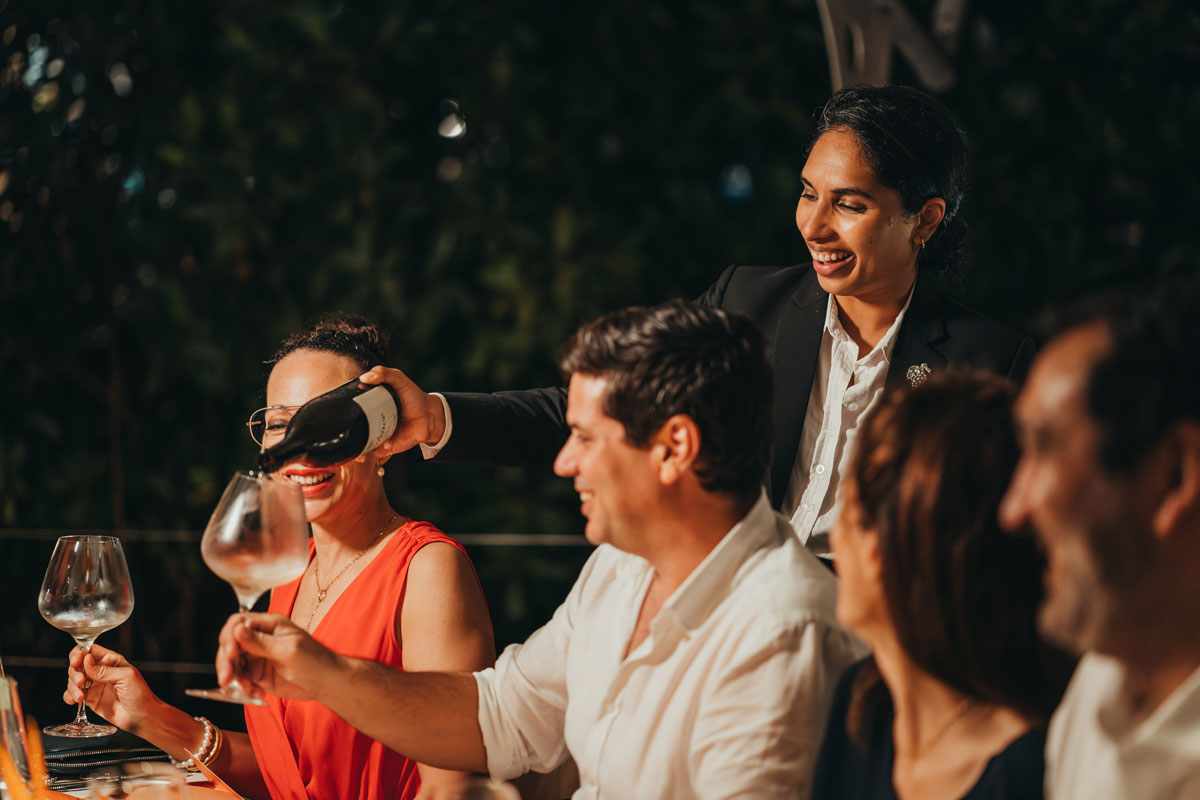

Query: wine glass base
<box><xmin>43</xmin><ymin>721</ymin><xmax>118</xmax><ymax>738</ymax></box>
<box><xmin>185</xmin><ymin>686</ymin><xmax>267</xmax><ymax>706</ymax></box>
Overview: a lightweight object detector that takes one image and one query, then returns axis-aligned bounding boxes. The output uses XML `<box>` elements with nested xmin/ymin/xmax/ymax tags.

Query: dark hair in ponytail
<box><xmin>809</xmin><ymin>85</ymin><xmax>971</xmax><ymax>288</ymax></box>
<box><xmin>269</xmin><ymin>312</ymin><xmax>391</xmax><ymax>371</ymax></box>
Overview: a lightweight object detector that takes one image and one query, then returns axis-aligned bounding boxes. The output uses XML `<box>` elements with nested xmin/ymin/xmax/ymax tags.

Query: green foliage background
<box><xmin>1</xmin><ymin>0</ymin><xmax>1198</xmax><ymax>725</ymax></box>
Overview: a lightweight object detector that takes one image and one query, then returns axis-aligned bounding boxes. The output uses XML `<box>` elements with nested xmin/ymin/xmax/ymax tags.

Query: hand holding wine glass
<box><xmin>38</xmin><ymin>535</ymin><xmax>134</xmax><ymax>737</ymax></box>
<box><xmin>186</xmin><ymin>471</ymin><xmax>309</xmax><ymax>705</ymax></box>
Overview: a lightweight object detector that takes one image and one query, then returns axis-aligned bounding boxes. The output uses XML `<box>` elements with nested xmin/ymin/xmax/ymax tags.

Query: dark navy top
<box><xmin>811</xmin><ymin>660</ymin><xmax>1046</xmax><ymax>800</ymax></box>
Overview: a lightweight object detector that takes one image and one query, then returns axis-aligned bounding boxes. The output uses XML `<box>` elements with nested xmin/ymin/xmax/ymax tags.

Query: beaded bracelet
<box><xmin>170</xmin><ymin>716</ymin><xmax>216</xmax><ymax>772</ymax></box>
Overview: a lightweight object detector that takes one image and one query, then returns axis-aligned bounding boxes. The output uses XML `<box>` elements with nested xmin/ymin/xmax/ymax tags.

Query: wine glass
<box><xmin>38</xmin><ymin>535</ymin><xmax>135</xmax><ymax>737</ymax></box>
<box><xmin>186</xmin><ymin>471</ymin><xmax>309</xmax><ymax>705</ymax></box>
<box><xmin>86</xmin><ymin>761</ymin><xmax>186</xmax><ymax>799</ymax></box>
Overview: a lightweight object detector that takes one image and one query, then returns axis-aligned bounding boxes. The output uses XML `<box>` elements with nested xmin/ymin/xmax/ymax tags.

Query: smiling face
<box><xmin>796</xmin><ymin>128</ymin><xmax>927</xmax><ymax>305</ymax></box>
<box><xmin>999</xmin><ymin>325</ymin><xmax>1157</xmax><ymax>654</ymax></box>
<box><xmin>265</xmin><ymin>348</ymin><xmax>382</xmax><ymax>527</ymax></box>
<box><xmin>552</xmin><ymin>373</ymin><xmax>662</xmax><ymax>552</ymax></box>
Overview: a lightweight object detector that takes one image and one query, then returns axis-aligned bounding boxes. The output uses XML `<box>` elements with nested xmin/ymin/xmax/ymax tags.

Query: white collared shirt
<box><xmin>474</xmin><ymin>492</ymin><xmax>866</xmax><ymax>799</ymax></box>
<box><xmin>783</xmin><ymin>289</ymin><xmax>913</xmax><ymax>554</ymax></box>
<box><xmin>1047</xmin><ymin>653</ymin><xmax>1200</xmax><ymax>800</ymax></box>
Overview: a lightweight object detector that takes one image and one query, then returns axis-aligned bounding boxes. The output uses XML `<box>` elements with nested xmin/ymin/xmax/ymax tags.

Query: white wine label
<box><xmin>353</xmin><ymin>386</ymin><xmax>399</xmax><ymax>452</ymax></box>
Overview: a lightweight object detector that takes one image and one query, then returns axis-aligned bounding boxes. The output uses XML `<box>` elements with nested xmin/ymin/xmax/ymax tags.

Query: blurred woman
<box><xmin>66</xmin><ymin>313</ymin><xmax>495</xmax><ymax>800</ymax></box>
<box><xmin>811</xmin><ymin>371</ymin><xmax>1074</xmax><ymax>799</ymax></box>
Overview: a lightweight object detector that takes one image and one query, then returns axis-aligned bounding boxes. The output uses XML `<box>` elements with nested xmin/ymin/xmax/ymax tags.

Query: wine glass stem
<box><xmin>74</xmin><ymin>641</ymin><xmax>95</xmax><ymax>726</ymax></box>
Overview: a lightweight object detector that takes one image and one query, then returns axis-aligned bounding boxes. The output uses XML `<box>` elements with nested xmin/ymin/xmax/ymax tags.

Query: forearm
<box><xmin>122</xmin><ymin>699</ymin><xmax>205</xmax><ymax>763</ymax></box>
<box><xmin>316</xmin><ymin>656</ymin><xmax>488</xmax><ymax>772</ymax></box>
<box><xmin>127</xmin><ymin>702</ymin><xmax>269</xmax><ymax>798</ymax></box>
<box><xmin>211</xmin><ymin>731</ymin><xmax>270</xmax><ymax>800</ymax></box>
<box><xmin>437</xmin><ymin>389</ymin><xmax>567</xmax><ymax>466</ymax></box>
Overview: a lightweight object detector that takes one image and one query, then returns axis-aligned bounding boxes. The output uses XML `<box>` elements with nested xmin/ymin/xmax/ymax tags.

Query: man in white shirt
<box><xmin>219</xmin><ymin>301</ymin><xmax>865</xmax><ymax>799</ymax></box>
<box><xmin>999</xmin><ymin>276</ymin><xmax>1200</xmax><ymax>800</ymax></box>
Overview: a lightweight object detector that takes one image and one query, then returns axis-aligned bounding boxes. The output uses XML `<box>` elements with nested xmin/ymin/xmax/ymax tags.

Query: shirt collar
<box><xmin>660</xmin><ymin>490</ymin><xmax>782</xmax><ymax>631</ymax></box>
<box><xmin>824</xmin><ymin>276</ymin><xmax>918</xmax><ymax>366</ymax></box>
<box><xmin>1096</xmin><ymin>656</ymin><xmax>1200</xmax><ymax>753</ymax></box>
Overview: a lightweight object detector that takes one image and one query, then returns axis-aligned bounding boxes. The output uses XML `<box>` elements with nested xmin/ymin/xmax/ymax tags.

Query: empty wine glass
<box><xmin>38</xmin><ymin>535</ymin><xmax>135</xmax><ymax>737</ymax></box>
<box><xmin>186</xmin><ymin>471</ymin><xmax>309</xmax><ymax>705</ymax></box>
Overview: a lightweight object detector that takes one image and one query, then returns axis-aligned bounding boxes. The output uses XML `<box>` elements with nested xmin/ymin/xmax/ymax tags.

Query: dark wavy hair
<box><xmin>1083</xmin><ymin>272</ymin><xmax>1200</xmax><ymax>473</ymax></box>
<box><xmin>557</xmin><ymin>300</ymin><xmax>773</xmax><ymax>502</ymax></box>
<box><xmin>269</xmin><ymin>312</ymin><xmax>391</xmax><ymax>372</ymax></box>
<box><xmin>809</xmin><ymin>84</ymin><xmax>971</xmax><ymax>288</ymax></box>
<box><xmin>846</xmin><ymin>371</ymin><xmax>1074</xmax><ymax>739</ymax></box>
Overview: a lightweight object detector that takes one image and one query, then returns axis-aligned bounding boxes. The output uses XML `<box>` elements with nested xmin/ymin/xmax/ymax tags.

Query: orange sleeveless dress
<box><xmin>244</xmin><ymin>520</ymin><xmax>479</xmax><ymax>800</ymax></box>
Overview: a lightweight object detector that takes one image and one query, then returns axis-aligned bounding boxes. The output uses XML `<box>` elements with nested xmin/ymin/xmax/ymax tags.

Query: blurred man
<box><xmin>220</xmin><ymin>301</ymin><xmax>864</xmax><ymax>799</ymax></box>
<box><xmin>1000</xmin><ymin>276</ymin><xmax>1200</xmax><ymax>800</ymax></box>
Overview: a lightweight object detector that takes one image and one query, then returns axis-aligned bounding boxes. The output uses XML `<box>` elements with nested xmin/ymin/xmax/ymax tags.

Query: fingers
<box><xmin>358</xmin><ymin>365</ymin><xmax>444</xmax><ymax>451</ymax></box>
<box><xmin>217</xmin><ymin>612</ymin><xmax>291</xmax><ymax>686</ymax></box>
<box><xmin>68</xmin><ymin>646</ymin><xmax>85</xmax><ymax>669</ymax></box>
<box><xmin>232</xmin><ymin>613</ymin><xmax>297</xmax><ymax>657</ymax></box>
<box><xmin>66</xmin><ymin>662</ymin><xmax>86</xmax><ymax>692</ymax></box>
<box><xmin>357</xmin><ymin>365</ymin><xmax>391</xmax><ymax>386</ymax></box>
<box><xmin>237</xmin><ymin>653</ymin><xmax>269</xmax><ymax>700</ymax></box>
<box><xmin>216</xmin><ymin>613</ymin><xmax>251</xmax><ymax>685</ymax></box>
<box><xmin>87</xmin><ymin>642</ymin><xmax>128</xmax><ymax>667</ymax></box>
<box><xmin>80</xmin><ymin>651</ymin><xmax>138</xmax><ymax>689</ymax></box>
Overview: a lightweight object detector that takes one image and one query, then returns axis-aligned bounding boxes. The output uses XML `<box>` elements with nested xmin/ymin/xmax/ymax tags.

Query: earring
<box><xmin>377</xmin><ymin>462</ymin><xmax>386</xmax><ymax>477</ymax></box>
<box><xmin>913</xmin><ymin>237</ymin><xmax>925</xmax><ymax>252</ymax></box>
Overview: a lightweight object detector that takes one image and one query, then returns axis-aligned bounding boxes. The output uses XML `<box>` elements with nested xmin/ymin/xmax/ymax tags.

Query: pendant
<box><xmin>317</xmin><ymin>590</ymin><xmax>327</xmax><ymax>602</ymax></box>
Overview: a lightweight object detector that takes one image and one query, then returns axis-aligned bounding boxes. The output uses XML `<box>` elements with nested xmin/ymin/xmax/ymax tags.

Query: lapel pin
<box><xmin>906</xmin><ymin>363</ymin><xmax>932</xmax><ymax>388</ymax></box>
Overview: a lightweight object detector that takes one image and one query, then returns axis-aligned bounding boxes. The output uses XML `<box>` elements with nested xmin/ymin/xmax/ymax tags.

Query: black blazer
<box><xmin>438</xmin><ymin>264</ymin><xmax>1035</xmax><ymax>508</ymax></box>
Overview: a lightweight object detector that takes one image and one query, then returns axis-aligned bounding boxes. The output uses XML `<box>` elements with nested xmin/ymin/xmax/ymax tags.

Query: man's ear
<box><xmin>654</xmin><ymin>414</ymin><xmax>701</xmax><ymax>486</ymax></box>
<box><xmin>1152</xmin><ymin>421</ymin><xmax>1200</xmax><ymax>539</ymax></box>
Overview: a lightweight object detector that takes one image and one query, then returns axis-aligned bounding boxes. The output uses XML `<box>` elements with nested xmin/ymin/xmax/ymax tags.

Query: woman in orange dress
<box><xmin>65</xmin><ymin>314</ymin><xmax>495</xmax><ymax>799</ymax></box>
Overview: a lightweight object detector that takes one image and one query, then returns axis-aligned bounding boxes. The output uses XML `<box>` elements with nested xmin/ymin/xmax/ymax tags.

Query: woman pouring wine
<box><xmin>64</xmin><ymin>313</ymin><xmax>496</xmax><ymax>800</ymax></box>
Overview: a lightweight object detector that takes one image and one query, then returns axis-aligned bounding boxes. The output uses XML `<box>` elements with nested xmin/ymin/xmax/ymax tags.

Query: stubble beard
<box><xmin>1038</xmin><ymin>513</ymin><xmax>1153</xmax><ymax>657</ymax></box>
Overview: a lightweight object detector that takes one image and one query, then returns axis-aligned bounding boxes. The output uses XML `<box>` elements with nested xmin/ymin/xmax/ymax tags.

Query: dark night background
<box><xmin>2</xmin><ymin>0</ymin><xmax>1198</xmax><ymax>732</ymax></box>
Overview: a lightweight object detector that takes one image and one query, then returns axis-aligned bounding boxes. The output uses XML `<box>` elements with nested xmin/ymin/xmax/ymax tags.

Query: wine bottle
<box><xmin>257</xmin><ymin>379</ymin><xmax>400</xmax><ymax>473</ymax></box>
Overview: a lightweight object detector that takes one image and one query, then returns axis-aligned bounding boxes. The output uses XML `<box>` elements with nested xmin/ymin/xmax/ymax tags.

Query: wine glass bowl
<box><xmin>186</xmin><ymin>471</ymin><xmax>309</xmax><ymax>705</ymax></box>
<box><xmin>38</xmin><ymin>535</ymin><xmax>135</xmax><ymax>738</ymax></box>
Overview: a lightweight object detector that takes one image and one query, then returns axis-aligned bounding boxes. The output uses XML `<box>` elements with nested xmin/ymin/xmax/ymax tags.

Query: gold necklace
<box><xmin>306</xmin><ymin>512</ymin><xmax>401</xmax><ymax>630</ymax></box>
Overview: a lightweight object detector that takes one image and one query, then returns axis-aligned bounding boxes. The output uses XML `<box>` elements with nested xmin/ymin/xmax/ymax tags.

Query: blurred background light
<box><xmin>717</xmin><ymin>163</ymin><xmax>754</xmax><ymax>203</ymax></box>
<box><xmin>436</xmin><ymin>155</ymin><xmax>463</xmax><ymax>181</ymax></box>
<box><xmin>122</xmin><ymin>167</ymin><xmax>146</xmax><ymax>195</ymax></box>
<box><xmin>108</xmin><ymin>62</ymin><xmax>133</xmax><ymax>96</ymax></box>
<box><xmin>438</xmin><ymin>113</ymin><xmax>466</xmax><ymax>139</ymax></box>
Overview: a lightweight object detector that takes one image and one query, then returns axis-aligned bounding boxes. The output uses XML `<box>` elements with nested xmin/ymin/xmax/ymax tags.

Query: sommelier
<box><xmin>64</xmin><ymin>314</ymin><xmax>495</xmax><ymax>800</ymax></box>
<box><xmin>364</xmin><ymin>85</ymin><xmax>1034</xmax><ymax>555</ymax></box>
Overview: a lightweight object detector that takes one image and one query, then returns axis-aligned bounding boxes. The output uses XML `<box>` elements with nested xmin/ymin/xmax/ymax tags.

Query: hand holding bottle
<box><xmin>256</xmin><ymin>377</ymin><xmax>403</xmax><ymax>472</ymax></box>
<box><xmin>357</xmin><ymin>366</ymin><xmax>448</xmax><ymax>454</ymax></box>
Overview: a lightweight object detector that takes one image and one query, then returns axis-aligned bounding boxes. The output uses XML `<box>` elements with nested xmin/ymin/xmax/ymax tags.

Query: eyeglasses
<box><xmin>247</xmin><ymin>405</ymin><xmax>303</xmax><ymax>447</ymax></box>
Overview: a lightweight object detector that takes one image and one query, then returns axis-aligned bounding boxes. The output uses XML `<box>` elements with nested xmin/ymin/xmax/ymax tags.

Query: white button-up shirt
<box><xmin>1047</xmin><ymin>653</ymin><xmax>1200</xmax><ymax>800</ymax></box>
<box><xmin>474</xmin><ymin>493</ymin><xmax>866</xmax><ymax>799</ymax></box>
<box><xmin>783</xmin><ymin>290</ymin><xmax>913</xmax><ymax>554</ymax></box>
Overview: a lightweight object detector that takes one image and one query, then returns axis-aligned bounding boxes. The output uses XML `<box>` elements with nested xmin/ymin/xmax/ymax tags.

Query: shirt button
<box><xmin>846</xmin><ymin>401</ymin><xmax>859</xmax><ymax>411</ymax></box>
<box><xmin>802</xmin><ymin>502</ymin><xmax>812</xmax><ymax>511</ymax></box>
<box><xmin>815</xmin><ymin>464</ymin><xmax>826</xmax><ymax>475</ymax></box>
